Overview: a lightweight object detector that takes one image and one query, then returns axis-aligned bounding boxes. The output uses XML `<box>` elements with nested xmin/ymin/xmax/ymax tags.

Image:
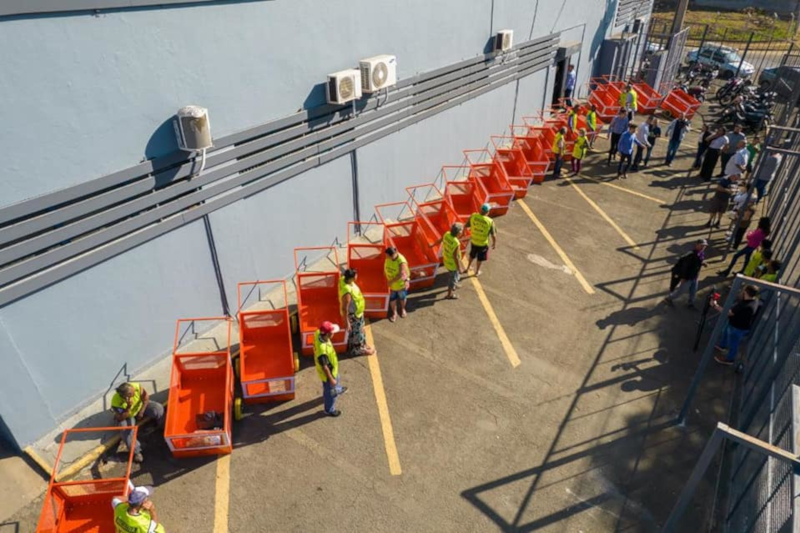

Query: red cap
<box><xmin>319</xmin><ymin>321</ymin><xmax>340</xmax><ymax>336</ymax></box>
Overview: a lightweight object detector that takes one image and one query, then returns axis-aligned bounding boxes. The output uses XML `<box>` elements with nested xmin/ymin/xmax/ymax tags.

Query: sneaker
<box><xmin>663</xmin><ymin>296</ymin><xmax>674</xmax><ymax>307</ymax></box>
<box><xmin>714</xmin><ymin>354</ymin><xmax>734</xmax><ymax>366</ymax></box>
<box><xmin>687</xmin><ymin>302</ymin><xmax>697</xmax><ymax>310</ymax></box>
<box><xmin>133</xmin><ymin>453</ymin><xmax>144</xmax><ymax>463</ymax></box>
<box><xmin>326</xmin><ymin>409</ymin><xmax>342</xmax><ymax>417</ymax></box>
<box><xmin>714</xmin><ymin>221</ymin><xmax>721</xmax><ymax>229</ymax></box>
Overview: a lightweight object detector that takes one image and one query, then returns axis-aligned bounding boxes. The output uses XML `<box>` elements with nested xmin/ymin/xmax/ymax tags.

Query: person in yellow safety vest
<box><xmin>111</xmin><ymin>383</ymin><xmax>165</xmax><ymax>463</ymax></box>
<box><xmin>314</xmin><ymin>321</ymin><xmax>346</xmax><ymax>417</ymax></box>
<box><xmin>384</xmin><ymin>246</ymin><xmax>410</xmax><ymax>323</ymax></box>
<box><xmin>112</xmin><ymin>482</ymin><xmax>166</xmax><ymax>533</ymax></box>
<box><xmin>571</xmin><ymin>128</ymin><xmax>589</xmax><ymax>176</ymax></box>
<box><xmin>338</xmin><ymin>268</ymin><xmax>375</xmax><ymax>356</ymax></box>
<box><xmin>567</xmin><ymin>107</ymin><xmax>578</xmax><ymax>132</ymax></box>
<box><xmin>431</xmin><ymin>222</ymin><xmax>466</xmax><ymax>300</ymax></box>
<box><xmin>619</xmin><ymin>83</ymin><xmax>638</xmax><ymax>121</ymax></box>
<box><xmin>586</xmin><ymin>104</ymin><xmax>599</xmax><ymax>149</ymax></box>
<box><xmin>465</xmin><ymin>204</ymin><xmax>497</xmax><ymax>277</ymax></box>
<box><xmin>551</xmin><ymin>126</ymin><xmax>567</xmax><ymax>178</ymax></box>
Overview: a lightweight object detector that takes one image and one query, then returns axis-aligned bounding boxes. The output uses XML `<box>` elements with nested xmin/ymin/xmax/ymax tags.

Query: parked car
<box><xmin>686</xmin><ymin>44</ymin><xmax>755</xmax><ymax>79</ymax></box>
<box><xmin>758</xmin><ymin>65</ymin><xmax>800</xmax><ymax>102</ymax></box>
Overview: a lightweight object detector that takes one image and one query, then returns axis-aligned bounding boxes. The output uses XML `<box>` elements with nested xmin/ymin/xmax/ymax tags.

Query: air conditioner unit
<box><xmin>494</xmin><ymin>30</ymin><xmax>513</xmax><ymax>53</ymax></box>
<box><xmin>359</xmin><ymin>54</ymin><xmax>397</xmax><ymax>93</ymax></box>
<box><xmin>174</xmin><ymin>106</ymin><xmax>213</xmax><ymax>151</ymax></box>
<box><xmin>326</xmin><ymin>69</ymin><xmax>363</xmax><ymax>105</ymax></box>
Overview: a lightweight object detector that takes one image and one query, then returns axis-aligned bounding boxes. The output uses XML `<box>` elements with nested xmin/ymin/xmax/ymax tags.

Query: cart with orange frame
<box><xmin>509</xmin><ymin>125</ymin><xmax>551</xmax><ymax>183</ymax></box>
<box><xmin>375</xmin><ymin>201</ymin><xmax>440</xmax><ymax>289</ymax></box>
<box><xmin>347</xmin><ymin>221</ymin><xmax>390</xmax><ymax>319</ymax></box>
<box><xmin>236</xmin><ymin>280</ymin><xmax>298</xmax><ymax>412</ymax></box>
<box><xmin>587</xmin><ymin>86</ymin><xmax>621</xmax><ymax>122</ymax></box>
<box><xmin>294</xmin><ymin>246</ymin><xmax>348</xmax><ymax>356</ymax></box>
<box><xmin>489</xmin><ymin>136</ymin><xmax>535</xmax><ymax>199</ymax></box>
<box><xmin>406</xmin><ymin>183</ymin><xmax>469</xmax><ymax>257</ymax></box>
<box><xmin>632</xmin><ymin>81</ymin><xmax>663</xmax><ymax>115</ymax></box>
<box><xmin>660</xmin><ymin>87</ymin><xmax>701</xmax><ymax>120</ymax></box>
<box><xmin>521</xmin><ymin>116</ymin><xmax>563</xmax><ymax>161</ymax></box>
<box><xmin>37</xmin><ymin>427</ymin><xmax>137</xmax><ymax>533</ymax></box>
<box><xmin>440</xmin><ymin>166</ymin><xmax>485</xmax><ymax>226</ymax></box>
<box><xmin>463</xmin><ymin>149</ymin><xmax>516</xmax><ymax>216</ymax></box>
<box><xmin>164</xmin><ymin>317</ymin><xmax>234</xmax><ymax>458</ymax></box>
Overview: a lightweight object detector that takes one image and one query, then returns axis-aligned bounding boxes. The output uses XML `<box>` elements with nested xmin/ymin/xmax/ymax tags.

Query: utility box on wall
<box><xmin>596</xmin><ymin>33</ymin><xmax>638</xmax><ymax>80</ymax></box>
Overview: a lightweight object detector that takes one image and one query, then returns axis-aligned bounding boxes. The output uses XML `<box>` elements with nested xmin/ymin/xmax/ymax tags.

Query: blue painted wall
<box><xmin>0</xmin><ymin>0</ymin><xmax>625</xmax><ymax>447</ymax></box>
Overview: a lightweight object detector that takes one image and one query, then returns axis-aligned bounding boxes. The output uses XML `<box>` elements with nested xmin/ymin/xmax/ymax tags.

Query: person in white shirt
<box><xmin>724</xmin><ymin>140</ymin><xmax>749</xmax><ymax>178</ymax></box>
<box><xmin>631</xmin><ymin>117</ymin><xmax>652</xmax><ymax>172</ymax></box>
<box><xmin>700</xmin><ymin>127</ymin><xmax>728</xmax><ymax>181</ymax></box>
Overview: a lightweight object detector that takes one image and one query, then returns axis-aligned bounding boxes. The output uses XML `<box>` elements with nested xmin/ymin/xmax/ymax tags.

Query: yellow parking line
<box><xmin>518</xmin><ymin>201</ymin><xmax>596</xmax><ymax>295</ymax></box>
<box><xmin>578</xmin><ymin>175</ymin><xmax>666</xmax><ymax>204</ymax></box>
<box><xmin>364</xmin><ymin>321</ymin><xmax>402</xmax><ymax>476</ymax></box>
<box><xmin>564</xmin><ymin>176</ymin><xmax>640</xmax><ymax>250</ymax></box>
<box><xmin>213</xmin><ymin>454</ymin><xmax>231</xmax><ymax>532</ymax></box>
<box><xmin>467</xmin><ymin>275</ymin><xmax>522</xmax><ymax>368</ymax></box>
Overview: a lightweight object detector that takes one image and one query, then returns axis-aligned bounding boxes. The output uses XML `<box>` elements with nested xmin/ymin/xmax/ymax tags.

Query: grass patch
<box><xmin>652</xmin><ymin>9</ymin><xmax>798</xmax><ymax>43</ymax></box>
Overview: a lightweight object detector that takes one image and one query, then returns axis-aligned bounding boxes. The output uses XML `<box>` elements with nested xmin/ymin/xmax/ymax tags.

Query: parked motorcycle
<box><xmin>718</xmin><ymin>78</ymin><xmax>753</xmax><ymax>106</ymax></box>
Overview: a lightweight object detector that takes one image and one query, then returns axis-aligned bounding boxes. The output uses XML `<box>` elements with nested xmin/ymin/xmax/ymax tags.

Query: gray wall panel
<box><xmin>208</xmin><ymin>156</ymin><xmax>354</xmax><ymax>307</ymax></box>
<box><xmin>0</xmin><ymin>220</ymin><xmax>220</xmax><ymax>445</ymax></box>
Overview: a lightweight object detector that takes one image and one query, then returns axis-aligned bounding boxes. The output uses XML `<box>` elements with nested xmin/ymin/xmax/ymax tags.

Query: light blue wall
<box><xmin>0</xmin><ymin>0</ymin><xmax>622</xmax><ymax>447</ymax></box>
<box><xmin>0</xmin><ymin>221</ymin><xmax>220</xmax><ymax>446</ymax></box>
<box><xmin>209</xmin><ymin>155</ymin><xmax>355</xmax><ymax>304</ymax></box>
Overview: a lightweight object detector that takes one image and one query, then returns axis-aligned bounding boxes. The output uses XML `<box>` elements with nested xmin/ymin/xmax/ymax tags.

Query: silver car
<box><xmin>686</xmin><ymin>44</ymin><xmax>755</xmax><ymax>79</ymax></box>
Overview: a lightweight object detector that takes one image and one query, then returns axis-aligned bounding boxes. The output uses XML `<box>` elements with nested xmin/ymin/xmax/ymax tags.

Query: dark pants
<box><xmin>632</xmin><ymin>144</ymin><xmax>645</xmax><ymax>170</ymax></box>
<box><xmin>665</xmin><ymin>138</ymin><xmax>681</xmax><ymax>165</ymax></box>
<box><xmin>733</xmin><ymin>225</ymin><xmax>750</xmax><ymax>249</ymax></box>
<box><xmin>608</xmin><ymin>133</ymin><xmax>622</xmax><ymax>162</ymax></box>
<box><xmin>644</xmin><ymin>144</ymin><xmax>656</xmax><ymax>166</ymax></box>
<box><xmin>694</xmin><ymin>144</ymin><xmax>708</xmax><ymax>169</ymax></box>
<box><xmin>618</xmin><ymin>153</ymin><xmax>633</xmax><ymax>176</ymax></box>
<box><xmin>564</xmin><ymin>88</ymin><xmax>574</xmax><ymax>107</ymax></box>
<box><xmin>756</xmin><ymin>180</ymin><xmax>769</xmax><ymax>200</ymax></box>
<box><xmin>719</xmin><ymin>151</ymin><xmax>733</xmax><ymax>176</ymax></box>
<box><xmin>700</xmin><ymin>148</ymin><xmax>720</xmax><ymax>181</ymax></box>
<box><xmin>669</xmin><ymin>272</ymin><xmax>682</xmax><ymax>292</ymax></box>
<box><xmin>553</xmin><ymin>154</ymin><xmax>564</xmax><ymax>177</ymax></box>
<box><xmin>724</xmin><ymin>245</ymin><xmax>756</xmax><ymax>275</ymax></box>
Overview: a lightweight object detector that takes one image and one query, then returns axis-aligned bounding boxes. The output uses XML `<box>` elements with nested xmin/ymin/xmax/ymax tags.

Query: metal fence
<box><xmin>664</xmin><ymin>43</ymin><xmax>800</xmax><ymax>529</ymax></box>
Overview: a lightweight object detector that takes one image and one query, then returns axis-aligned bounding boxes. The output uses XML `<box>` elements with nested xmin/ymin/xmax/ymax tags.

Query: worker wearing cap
<box><xmin>551</xmin><ymin>126</ymin><xmax>567</xmax><ymax>178</ymax></box>
<box><xmin>384</xmin><ymin>246</ymin><xmax>410</xmax><ymax>323</ymax></box>
<box><xmin>339</xmin><ymin>268</ymin><xmax>375</xmax><ymax>356</ymax></box>
<box><xmin>432</xmin><ymin>222</ymin><xmax>466</xmax><ymax>300</ymax></box>
<box><xmin>314</xmin><ymin>321</ymin><xmax>346</xmax><ymax>417</ymax></box>
<box><xmin>110</xmin><ymin>383</ymin><xmax>164</xmax><ymax>463</ymax></box>
<box><xmin>112</xmin><ymin>481</ymin><xmax>165</xmax><ymax>533</ymax></box>
<box><xmin>465</xmin><ymin>204</ymin><xmax>497</xmax><ymax>277</ymax></box>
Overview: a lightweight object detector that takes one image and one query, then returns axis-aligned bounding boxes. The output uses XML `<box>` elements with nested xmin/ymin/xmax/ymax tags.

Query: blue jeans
<box><xmin>665</xmin><ymin>138</ymin><xmax>681</xmax><ymax>164</ymax></box>
<box><xmin>322</xmin><ymin>377</ymin><xmax>344</xmax><ymax>414</ymax></box>
<box><xmin>725</xmin><ymin>246</ymin><xmax>755</xmax><ymax>275</ymax></box>
<box><xmin>718</xmin><ymin>323</ymin><xmax>749</xmax><ymax>362</ymax></box>
<box><xmin>669</xmin><ymin>278</ymin><xmax>698</xmax><ymax>304</ymax></box>
<box><xmin>553</xmin><ymin>155</ymin><xmax>564</xmax><ymax>177</ymax></box>
<box><xmin>755</xmin><ymin>180</ymin><xmax>769</xmax><ymax>200</ymax></box>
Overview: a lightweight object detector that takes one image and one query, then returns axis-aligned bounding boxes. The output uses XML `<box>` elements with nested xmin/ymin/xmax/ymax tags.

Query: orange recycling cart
<box><xmin>509</xmin><ymin>125</ymin><xmax>551</xmax><ymax>184</ymax></box>
<box><xmin>587</xmin><ymin>85</ymin><xmax>621</xmax><ymax>121</ymax></box>
<box><xmin>236</xmin><ymin>280</ymin><xmax>298</xmax><ymax>410</ymax></box>
<box><xmin>375</xmin><ymin>201</ymin><xmax>439</xmax><ymax>289</ymax></box>
<box><xmin>440</xmin><ymin>166</ymin><xmax>484</xmax><ymax>227</ymax></box>
<box><xmin>489</xmin><ymin>136</ymin><xmax>535</xmax><ymax>199</ymax></box>
<box><xmin>632</xmin><ymin>81</ymin><xmax>663</xmax><ymax>115</ymax></box>
<box><xmin>36</xmin><ymin>427</ymin><xmax>137</xmax><ymax>533</ymax></box>
<box><xmin>164</xmin><ymin>317</ymin><xmax>234</xmax><ymax>458</ymax></box>
<box><xmin>294</xmin><ymin>246</ymin><xmax>348</xmax><ymax>356</ymax></box>
<box><xmin>406</xmin><ymin>182</ymin><xmax>469</xmax><ymax>257</ymax></box>
<box><xmin>660</xmin><ymin>87</ymin><xmax>702</xmax><ymax>120</ymax></box>
<box><xmin>463</xmin><ymin>149</ymin><xmax>515</xmax><ymax>216</ymax></box>
<box><xmin>347</xmin><ymin>221</ymin><xmax>390</xmax><ymax>319</ymax></box>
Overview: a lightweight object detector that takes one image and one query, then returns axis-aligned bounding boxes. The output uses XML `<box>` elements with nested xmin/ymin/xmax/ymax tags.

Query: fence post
<box><xmin>736</xmin><ymin>32</ymin><xmax>754</xmax><ymax>78</ymax></box>
<box><xmin>677</xmin><ymin>276</ymin><xmax>744</xmax><ymax>425</ymax></box>
<box><xmin>697</xmin><ymin>24</ymin><xmax>709</xmax><ymax>56</ymax></box>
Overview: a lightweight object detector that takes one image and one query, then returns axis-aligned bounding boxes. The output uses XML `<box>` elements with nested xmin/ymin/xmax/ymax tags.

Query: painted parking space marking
<box><xmin>364</xmin><ymin>321</ymin><xmax>402</xmax><ymax>476</ymax></box>
<box><xmin>577</xmin><ymin>175</ymin><xmax>666</xmax><ymax>204</ymax></box>
<box><xmin>468</xmin><ymin>274</ymin><xmax>523</xmax><ymax>368</ymax></box>
<box><xmin>213</xmin><ymin>454</ymin><xmax>231</xmax><ymax>533</ymax></box>
<box><xmin>564</xmin><ymin>176</ymin><xmax>640</xmax><ymax>250</ymax></box>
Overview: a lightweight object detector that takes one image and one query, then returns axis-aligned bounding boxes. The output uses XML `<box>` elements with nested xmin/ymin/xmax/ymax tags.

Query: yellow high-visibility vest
<box><xmin>469</xmin><ymin>213</ymin><xmax>494</xmax><ymax>246</ymax></box>
<box><xmin>338</xmin><ymin>278</ymin><xmax>365</xmax><ymax>318</ymax></box>
<box><xmin>313</xmin><ymin>330</ymin><xmax>338</xmax><ymax>382</ymax></box>
<box><xmin>552</xmin><ymin>132</ymin><xmax>565</xmax><ymax>155</ymax></box>
<box><xmin>442</xmin><ymin>232</ymin><xmax>462</xmax><ymax>272</ymax></box>
<box><xmin>384</xmin><ymin>253</ymin><xmax>409</xmax><ymax>291</ymax></box>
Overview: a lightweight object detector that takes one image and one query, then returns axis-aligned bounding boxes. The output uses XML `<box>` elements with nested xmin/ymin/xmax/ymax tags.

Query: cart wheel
<box><xmin>294</xmin><ymin>352</ymin><xmax>300</xmax><ymax>373</ymax></box>
<box><xmin>234</xmin><ymin>397</ymin><xmax>243</xmax><ymax>422</ymax></box>
<box><xmin>234</xmin><ymin>357</ymin><xmax>240</xmax><ymax>379</ymax></box>
<box><xmin>290</xmin><ymin>314</ymin><xmax>298</xmax><ymax>334</ymax></box>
